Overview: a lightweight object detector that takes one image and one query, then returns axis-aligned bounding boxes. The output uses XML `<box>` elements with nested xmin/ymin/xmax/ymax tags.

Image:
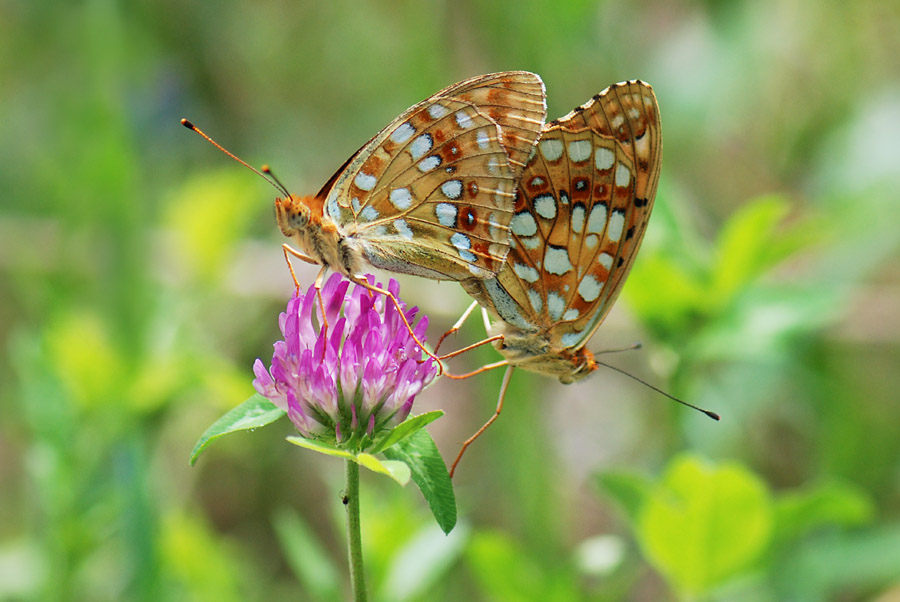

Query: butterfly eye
<box><xmin>275</xmin><ymin>196</ymin><xmax>311</xmax><ymax>236</ymax></box>
<box><xmin>288</xmin><ymin>206</ymin><xmax>310</xmax><ymax>229</ymax></box>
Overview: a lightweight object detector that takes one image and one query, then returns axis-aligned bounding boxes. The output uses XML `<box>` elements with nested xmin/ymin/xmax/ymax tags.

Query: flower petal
<box><xmin>252</xmin><ymin>274</ymin><xmax>437</xmax><ymax>450</ymax></box>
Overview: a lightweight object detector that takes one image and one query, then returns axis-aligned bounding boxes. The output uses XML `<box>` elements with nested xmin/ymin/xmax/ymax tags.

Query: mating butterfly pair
<box><xmin>272</xmin><ymin>72</ymin><xmax>660</xmax><ymax>385</ymax></box>
<box><xmin>187</xmin><ymin>72</ymin><xmax>663</xmax><ymax>471</ymax></box>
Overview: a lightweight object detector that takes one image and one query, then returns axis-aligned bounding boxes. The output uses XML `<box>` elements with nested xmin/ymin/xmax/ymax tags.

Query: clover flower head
<box><xmin>252</xmin><ymin>274</ymin><xmax>438</xmax><ymax>450</ymax></box>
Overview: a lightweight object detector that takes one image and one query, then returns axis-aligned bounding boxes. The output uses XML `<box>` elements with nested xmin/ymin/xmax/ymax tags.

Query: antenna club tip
<box><xmin>180</xmin><ymin>118</ymin><xmax>195</xmax><ymax>129</ymax></box>
<box><xmin>706</xmin><ymin>410</ymin><xmax>721</xmax><ymax>421</ymax></box>
<box><xmin>261</xmin><ymin>164</ymin><xmax>271</xmax><ymax>173</ymax></box>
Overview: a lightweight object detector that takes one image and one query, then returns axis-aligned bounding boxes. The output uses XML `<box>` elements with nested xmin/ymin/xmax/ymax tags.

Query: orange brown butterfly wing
<box><xmin>551</xmin><ymin>79</ymin><xmax>662</xmax><ymax>326</ymax></box>
<box><xmin>466</xmin><ymin>80</ymin><xmax>661</xmax><ymax>357</ymax></box>
<box><xmin>323</xmin><ymin>72</ymin><xmax>547</xmax><ymax>280</ymax></box>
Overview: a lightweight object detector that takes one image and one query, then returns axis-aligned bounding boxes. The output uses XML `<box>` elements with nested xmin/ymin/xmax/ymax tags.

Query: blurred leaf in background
<box><xmin>598</xmin><ymin>453</ymin><xmax>885</xmax><ymax>600</ymax></box>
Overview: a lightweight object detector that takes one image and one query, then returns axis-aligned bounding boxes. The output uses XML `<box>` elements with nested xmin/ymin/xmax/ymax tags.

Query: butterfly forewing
<box><xmin>552</xmin><ymin>80</ymin><xmax>661</xmax><ymax>203</ymax></box>
<box><xmin>572</xmin><ymin>81</ymin><xmax>662</xmax><ymax>343</ymax></box>
<box><xmin>324</xmin><ymin>72</ymin><xmax>547</xmax><ymax>280</ymax></box>
<box><xmin>448</xmin><ymin>72</ymin><xmax>549</xmax><ymax>170</ymax></box>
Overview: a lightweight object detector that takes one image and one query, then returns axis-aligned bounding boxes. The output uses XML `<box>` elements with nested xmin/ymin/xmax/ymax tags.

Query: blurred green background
<box><xmin>2</xmin><ymin>0</ymin><xmax>899</xmax><ymax>600</ymax></box>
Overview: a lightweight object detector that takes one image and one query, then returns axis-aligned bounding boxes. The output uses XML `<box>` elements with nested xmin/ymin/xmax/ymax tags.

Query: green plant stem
<box><xmin>345</xmin><ymin>459</ymin><xmax>367</xmax><ymax>602</ymax></box>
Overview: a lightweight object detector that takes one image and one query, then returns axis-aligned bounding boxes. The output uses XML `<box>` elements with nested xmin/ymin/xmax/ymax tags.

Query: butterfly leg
<box><xmin>481</xmin><ymin>306</ymin><xmax>492</xmax><ymax>332</ymax></box>
<box><xmin>311</xmin><ymin>266</ymin><xmax>333</xmax><ymax>338</ymax></box>
<box><xmin>438</xmin><ymin>335</ymin><xmax>504</xmax><ymax>362</ymax></box>
<box><xmin>435</xmin><ymin>301</ymin><xmax>505</xmax><ymax>361</ymax></box>
<box><xmin>351</xmin><ymin>277</ymin><xmax>445</xmax><ymax>376</ymax></box>
<box><xmin>434</xmin><ymin>300</ymin><xmax>479</xmax><ymax>354</ymax></box>
<box><xmin>449</xmin><ymin>365</ymin><xmax>515</xmax><ymax>477</ymax></box>
<box><xmin>282</xmin><ymin>243</ymin><xmax>319</xmax><ymax>290</ymax></box>
<box><xmin>439</xmin><ymin>304</ymin><xmax>506</xmax><ymax>373</ymax></box>
<box><xmin>445</xmin><ymin>359</ymin><xmax>507</xmax><ymax>380</ymax></box>
<box><xmin>283</xmin><ymin>244</ymin><xmax>332</xmax><ymax>337</ymax></box>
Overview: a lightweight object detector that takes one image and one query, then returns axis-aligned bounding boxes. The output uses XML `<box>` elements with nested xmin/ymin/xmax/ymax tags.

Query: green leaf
<box><xmin>777</xmin><ymin>525</ymin><xmax>900</xmax><ymax>600</ymax></box>
<box><xmin>379</xmin><ymin>523</ymin><xmax>469</xmax><ymax>601</ymax></box>
<box><xmin>357</xmin><ymin>455</ymin><xmax>411</xmax><ymax>485</ymax></box>
<box><xmin>637</xmin><ymin>454</ymin><xmax>774</xmax><ymax>596</ymax></box>
<box><xmin>711</xmin><ymin>194</ymin><xmax>789</xmax><ymax>305</ymax></box>
<box><xmin>272</xmin><ymin>508</ymin><xmax>342</xmax><ymax>602</ymax></box>
<box><xmin>466</xmin><ymin>531</ymin><xmax>542</xmax><ymax>601</ymax></box>
<box><xmin>775</xmin><ymin>479</ymin><xmax>874</xmax><ymax>544</ymax></box>
<box><xmin>466</xmin><ymin>531</ymin><xmax>580</xmax><ymax>602</ymax></box>
<box><xmin>594</xmin><ymin>470</ymin><xmax>655</xmax><ymax>524</ymax></box>
<box><xmin>284</xmin><ymin>439</ymin><xmax>411</xmax><ymax>484</ymax></box>
<box><xmin>625</xmin><ymin>253</ymin><xmax>708</xmax><ymax>333</ymax></box>
<box><xmin>286</xmin><ymin>436</ymin><xmax>356</xmax><ymax>460</ymax></box>
<box><xmin>189</xmin><ymin>394</ymin><xmax>285</xmax><ymax>465</ymax></box>
<box><xmin>384</xmin><ymin>429</ymin><xmax>457</xmax><ymax>534</ymax></box>
<box><xmin>369</xmin><ymin>410</ymin><xmax>444</xmax><ymax>454</ymax></box>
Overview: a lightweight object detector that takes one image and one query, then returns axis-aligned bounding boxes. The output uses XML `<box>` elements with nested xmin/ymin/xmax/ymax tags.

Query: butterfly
<box><xmin>461</xmin><ymin>80</ymin><xmax>662</xmax><ymax>380</ymax></box>
<box><xmin>184</xmin><ymin>72</ymin><xmax>546</xmax><ymax>366</ymax></box>
<box><xmin>274</xmin><ymin>72</ymin><xmax>547</xmax><ymax>282</ymax></box>
<box><xmin>450</xmin><ymin>81</ymin><xmax>662</xmax><ymax>473</ymax></box>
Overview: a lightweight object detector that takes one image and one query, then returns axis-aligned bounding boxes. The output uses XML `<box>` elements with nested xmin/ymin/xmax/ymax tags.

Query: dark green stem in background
<box><xmin>345</xmin><ymin>460</ymin><xmax>367</xmax><ymax>602</ymax></box>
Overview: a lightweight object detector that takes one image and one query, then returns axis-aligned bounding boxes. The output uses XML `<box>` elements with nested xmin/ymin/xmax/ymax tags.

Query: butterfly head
<box><xmin>274</xmin><ymin>194</ymin><xmax>354</xmax><ymax>276</ymax></box>
<box><xmin>557</xmin><ymin>348</ymin><xmax>598</xmax><ymax>385</ymax></box>
<box><xmin>274</xmin><ymin>194</ymin><xmax>317</xmax><ymax>237</ymax></box>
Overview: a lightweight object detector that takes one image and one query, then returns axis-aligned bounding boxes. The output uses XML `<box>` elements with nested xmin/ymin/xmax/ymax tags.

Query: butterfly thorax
<box><xmin>492</xmin><ymin>325</ymin><xmax>598</xmax><ymax>384</ymax></box>
<box><xmin>275</xmin><ymin>194</ymin><xmax>363</xmax><ymax>277</ymax></box>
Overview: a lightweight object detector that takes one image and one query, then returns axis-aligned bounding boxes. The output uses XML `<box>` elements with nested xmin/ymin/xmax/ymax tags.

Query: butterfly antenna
<box><xmin>261</xmin><ymin>165</ymin><xmax>291</xmax><ymax>197</ymax></box>
<box><xmin>180</xmin><ymin>118</ymin><xmax>290</xmax><ymax>197</ymax></box>
<box><xmin>593</xmin><ymin>360</ymin><xmax>720</xmax><ymax>421</ymax></box>
<box><xmin>595</xmin><ymin>342</ymin><xmax>642</xmax><ymax>355</ymax></box>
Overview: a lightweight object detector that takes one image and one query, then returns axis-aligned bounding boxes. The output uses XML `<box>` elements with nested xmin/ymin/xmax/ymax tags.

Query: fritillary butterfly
<box><xmin>462</xmin><ymin>80</ymin><xmax>662</xmax><ymax>380</ymax></box>
<box><xmin>449</xmin><ymin>81</ymin><xmax>663</xmax><ymax>473</ymax></box>
<box><xmin>184</xmin><ymin>72</ymin><xmax>546</xmax><ymax>367</ymax></box>
<box><xmin>275</xmin><ymin>71</ymin><xmax>547</xmax><ymax>281</ymax></box>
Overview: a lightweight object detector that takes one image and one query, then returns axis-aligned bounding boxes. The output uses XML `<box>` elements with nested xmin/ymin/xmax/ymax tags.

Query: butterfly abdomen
<box><xmin>491</xmin><ymin>325</ymin><xmax>598</xmax><ymax>383</ymax></box>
